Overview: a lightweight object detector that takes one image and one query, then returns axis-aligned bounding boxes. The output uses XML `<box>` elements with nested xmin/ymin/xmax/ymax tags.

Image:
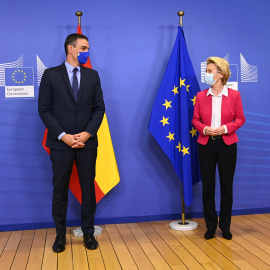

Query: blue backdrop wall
<box><xmin>0</xmin><ymin>0</ymin><xmax>270</xmax><ymax>230</ymax></box>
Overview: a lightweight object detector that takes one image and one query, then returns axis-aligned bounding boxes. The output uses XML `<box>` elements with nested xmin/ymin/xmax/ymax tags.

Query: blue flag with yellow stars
<box><xmin>5</xmin><ymin>68</ymin><xmax>34</xmax><ymax>86</ymax></box>
<box><xmin>149</xmin><ymin>26</ymin><xmax>201</xmax><ymax>206</ymax></box>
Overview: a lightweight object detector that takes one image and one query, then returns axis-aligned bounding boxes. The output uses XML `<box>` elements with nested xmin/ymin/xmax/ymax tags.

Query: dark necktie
<box><xmin>72</xmin><ymin>68</ymin><xmax>79</xmax><ymax>102</ymax></box>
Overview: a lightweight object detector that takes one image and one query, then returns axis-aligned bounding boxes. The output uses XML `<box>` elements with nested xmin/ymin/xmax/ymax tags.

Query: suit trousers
<box><xmin>50</xmin><ymin>148</ymin><xmax>97</xmax><ymax>236</ymax></box>
<box><xmin>198</xmin><ymin>138</ymin><xmax>237</xmax><ymax>232</ymax></box>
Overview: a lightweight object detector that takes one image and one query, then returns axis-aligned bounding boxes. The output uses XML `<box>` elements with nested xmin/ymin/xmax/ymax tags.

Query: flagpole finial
<box><xmin>76</xmin><ymin>11</ymin><xmax>83</xmax><ymax>26</ymax></box>
<box><xmin>177</xmin><ymin>11</ymin><xmax>185</xmax><ymax>27</ymax></box>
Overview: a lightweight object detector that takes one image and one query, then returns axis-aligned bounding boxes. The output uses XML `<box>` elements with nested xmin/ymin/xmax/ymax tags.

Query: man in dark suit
<box><xmin>38</xmin><ymin>33</ymin><xmax>105</xmax><ymax>253</ymax></box>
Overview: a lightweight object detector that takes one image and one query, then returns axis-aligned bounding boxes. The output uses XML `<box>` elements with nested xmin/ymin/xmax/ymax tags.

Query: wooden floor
<box><xmin>1</xmin><ymin>214</ymin><xmax>270</xmax><ymax>269</ymax></box>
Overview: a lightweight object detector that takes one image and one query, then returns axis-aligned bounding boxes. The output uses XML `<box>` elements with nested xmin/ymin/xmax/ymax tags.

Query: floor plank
<box><xmin>116</xmin><ymin>223</ymin><xmax>154</xmax><ymax>270</ymax></box>
<box><xmin>0</xmin><ymin>231</ymin><xmax>23</xmax><ymax>270</ymax></box>
<box><xmin>1</xmin><ymin>214</ymin><xmax>270</xmax><ymax>270</ymax></box>
<box><xmin>238</xmin><ymin>215</ymin><xmax>270</xmax><ymax>236</ymax></box>
<box><xmin>86</xmin><ymin>245</ymin><xmax>105</xmax><ymax>270</ymax></box>
<box><xmin>233</xmin><ymin>216</ymin><xmax>270</xmax><ymax>248</ymax></box>
<box><xmin>254</xmin><ymin>214</ymin><xmax>270</xmax><ymax>224</ymax></box>
<box><xmin>42</xmin><ymin>228</ymin><xmax>57</xmax><ymax>270</ymax></box>
<box><xmin>105</xmin><ymin>224</ymin><xmax>138</xmax><ymax>269</ymax></box>
<box><xmin>11</xmin><ymin>230</ymin><xmax>35</xmax><ymax>270</ymax></box>
<box><xmin>201</xmin><ymin>261</ymin><xmax>223</xmax><ymax>269</ymax></box>
<box><xmin>230</xmin><ymin>222</ymin><xmax>270</xmax><ymax>265</ymax></box>
<box><xmin>191</xmin><ymin>238</ymin><xmax>239</xmax><ymax>269</ymax></box>
<box><xmin>26</xmin><ymin>229</ymin><xmax>47</xmax><ymax>270</ymax></box>
<box><xmin>197</xmin><ymin>225</ymin><xmax>257</xmax><ymax>270</ymax></box>
<box><xmin>196</xmin><ymin>217</ymin><xmax>270</xmax><ymax>269</ymax></box>
<box><xmin>58</xmin><ymin>227</ymin><xmax>73</xmax><ymax>270</ymax></box>
<box><xmin>160</xmin><ymin>221</ymin><xmax>213</xmax><ymax>265</ymax></box>
<box><xmin>139</xmin><ymin>223</ymin><xmax>186</xmax><ymax>269</ymax></box>
<box><xmin>70</xmin><ymin>228</ymin><xmax>89</xmax><ymax>270</ymax></box>
<box><xmin>98</xmin><ymin>225</ymin><xmax>122</xmax><ymax>270</ymax></box>
<box><xmin>151</xmin><ymin>222</ymin><xmax>204</xmax><ymax>270</ymax></box>
<box><xmin>128</xmin><ymin>223</ymin><xmax>171</xmax><ymax>270</ymax></box>
<box><xmin>0</xmin><ymin>231</ymin><xmax>11</xmax><ymax>256</ymax></box>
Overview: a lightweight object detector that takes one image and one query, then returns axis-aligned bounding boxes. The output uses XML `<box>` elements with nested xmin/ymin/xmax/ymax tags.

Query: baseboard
<box><xmin>0</xmin><ymin>207</ymin><xmax>269</xmax><ymax>232</ymax></box>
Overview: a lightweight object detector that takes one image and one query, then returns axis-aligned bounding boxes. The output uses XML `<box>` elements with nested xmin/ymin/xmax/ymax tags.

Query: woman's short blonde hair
<box><xmin>207</xmin><ymin>57</ymin><xmax>230</xmax><ymax>85</ymax></box>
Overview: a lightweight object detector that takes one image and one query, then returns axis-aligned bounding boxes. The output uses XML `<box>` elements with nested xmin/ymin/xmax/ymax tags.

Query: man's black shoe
<box><xmin>52</xmin><ymin>235</ymin><xmax>66</xmax><ymax>253</ymax></box>
<box><xmin>84</xmin><ymin>234</ymin><xmax>98</xmax><ymax>250</ymax></box>
<box><xmin>222</xmin><ymin>231</ymin><xmax>232</xmax><ymax>240</ymax></box>
<box><xmin>204</xmin><ymin>230</ymin><xmax>215</xmax><ymax>240</ymax></box>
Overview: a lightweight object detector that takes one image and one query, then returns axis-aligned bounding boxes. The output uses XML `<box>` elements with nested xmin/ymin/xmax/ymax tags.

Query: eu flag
<box><xmin>5</xmin><ymin>68</ymin><xmax>34</xmax><ymax>86</ymax></box>
<box><xmin>149</xmin><ymin>26</ymin><xmax>201</xmax><ymax>206</ymax></box>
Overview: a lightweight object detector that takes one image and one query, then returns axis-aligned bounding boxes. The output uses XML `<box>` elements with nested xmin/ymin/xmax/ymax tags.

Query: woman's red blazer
<box><xmin>192</xmin><ymin>88</ymin><xmax>246</xmax><ymax>145</ymax></box>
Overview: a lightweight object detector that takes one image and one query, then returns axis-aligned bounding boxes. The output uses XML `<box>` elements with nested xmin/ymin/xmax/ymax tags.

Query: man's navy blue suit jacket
<box><xmin>38</xmin><ymin>63</ymin><xmax>105</xmax><ymax>151</ymax></box>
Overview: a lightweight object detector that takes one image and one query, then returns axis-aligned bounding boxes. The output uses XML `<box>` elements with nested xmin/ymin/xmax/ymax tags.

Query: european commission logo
<box><xmin>201</xmin><ymin>53</ymin><xmax>258</xmax><ymax>90</ymax></box>
<box><xmin>0</xmin><ymin>56</ymin><xmax>35</xmax><ymax>99</ymax></box>
<box><xmin>0</xmin><ymin>55</ymin><xmax>48</xmax><ymax>100</ymax></box>
<box><xmin>5</xmin><ymin>67</ymin><xmax>34</xmax><ymax>98</ymax></box>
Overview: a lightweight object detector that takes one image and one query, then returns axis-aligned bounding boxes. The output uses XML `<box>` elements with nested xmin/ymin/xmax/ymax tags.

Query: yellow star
<box><xmin>176</xmin><ymin>142</ymin><xmax>181</xmax><ymax>152</ymax></box>
<box><xmin>186</xmin><ymin>85</ymin><xmax>190</xmax><ymax>92</ymax></box>
<box><xmin>190</xmin><ymin>95</ymin><xmax>196</xmax><ymax>105</ymax></box>
<box><xmin>172</xmin><ymin>85</ymin><xmax>179</xmax><ymax>95</ymax></box>
<box><xmin>166</xmin><ymin>132</ymin><xmax>175</xmax><ymax>142</ymax></box>
<box><xmin>181</xmin><ymin>146</ymin><xmax>190</xmax><ymax>156</ymax></box>
<box><xmin>162</xmin><ymin>99</ymin><xmax>172</xmax><ymax>110</ymax></box>
<box><xmin>159</xmin><ymin>116</ymin><xmax>169</xmax><ymax>126</ymax></box>
<box><xmin>180</xmin><ymin>78</ymin><xmax>186</xmax><ymax>88</ymax></box>
<box><xmin>189</xmin><ymin>127</ymin><xmax>197</xmax><ymax>137</ymax></box>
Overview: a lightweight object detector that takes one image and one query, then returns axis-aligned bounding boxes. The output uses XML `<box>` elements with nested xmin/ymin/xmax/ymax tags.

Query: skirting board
<box><xmin>0</xmin><ymin>207</ymin><xmax>269</xmax><ymax>232</ymax></box>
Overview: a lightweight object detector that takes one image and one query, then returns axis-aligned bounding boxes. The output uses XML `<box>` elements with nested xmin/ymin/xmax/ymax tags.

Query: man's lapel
<box><xmin>77</xmin><ymin>66</ymin><xmax>86</xmax><ymax>104</ymax></box>
<box><xmin>60</xmin><ymin>63</ymin><xmax>75</xmax><ymax>102</ymax></box>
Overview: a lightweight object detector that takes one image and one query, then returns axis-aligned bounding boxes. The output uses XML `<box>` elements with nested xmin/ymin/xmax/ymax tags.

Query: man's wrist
<box><xmin>58</xmin><ymin>132</ymin><xmax>66</xmax><ymax>140</ymax></box>
<box><xmin>85</xmin><ymin>131</ymin><xmax>92</xmax><ymax>138</ymax></box>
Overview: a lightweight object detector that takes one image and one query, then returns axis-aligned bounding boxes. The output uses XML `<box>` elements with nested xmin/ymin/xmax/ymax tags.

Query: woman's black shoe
<box><xmin>204</xmin><ymin>230</ymin><xmax>215</xmax><ymax>240</ymax></box>
<box><xmin>222</xmin><ymin>231</ymin><xmax>232</xmax><ymax>240</ymax></box>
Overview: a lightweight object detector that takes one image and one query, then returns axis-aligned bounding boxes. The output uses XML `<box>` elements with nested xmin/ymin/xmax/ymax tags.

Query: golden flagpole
<box><xmin>178</xmin><ymin>11</ymin><xmax>184</xmax><ymax>27</ymax></box>
<box><xmin>72</xmin><ymin>10</ymin><xmax>103</xmax><ymax>238</ymax></box>
<box><xmin>179</xmin><ymin>11</ymin><xmax>187</xmax><ymax>226</ymax></box>
<box><xmin>76</xmin><ymin>11</ymin><xmax>82</xmax><ymax>26</ymax></box>
<box><xmin>169</xmin><ymin>11</ymin><xmax>198</xmax><ymax>231</ymax></box>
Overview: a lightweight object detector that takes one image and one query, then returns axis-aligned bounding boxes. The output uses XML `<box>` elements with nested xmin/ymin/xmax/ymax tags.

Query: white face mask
<box><xmin>204</xmin><ymin>73</ymin><xmax>218</xmax><ymax>86</ymax></box>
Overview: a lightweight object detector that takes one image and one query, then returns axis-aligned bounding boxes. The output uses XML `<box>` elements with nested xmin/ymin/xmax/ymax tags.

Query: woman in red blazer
<box><xmin>192</xmin><ymin>57</ymin><xmax>245</xmax><ymax>240</ymax></box>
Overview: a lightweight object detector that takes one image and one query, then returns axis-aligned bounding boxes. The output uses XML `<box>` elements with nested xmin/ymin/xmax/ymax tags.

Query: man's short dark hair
<box><xmin>64</xmin><ymin>33</ymin><xmax>88</xmax><ymax>55</ymax></box>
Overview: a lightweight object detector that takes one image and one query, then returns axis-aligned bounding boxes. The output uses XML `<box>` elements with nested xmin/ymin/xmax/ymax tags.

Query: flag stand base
<box><xmin>169</xmin><ymin>220</ymin><xmax>198</xmax><ymax>231</ymax></box>
<box><xmin>73</xmin><ymin>226</ymin><xmax>103</xmax><ymax>237</ymax></box>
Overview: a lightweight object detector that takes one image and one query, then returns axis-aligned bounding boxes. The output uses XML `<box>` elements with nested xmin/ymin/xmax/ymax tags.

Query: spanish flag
<box><xmin>42</xmin><ymin>25</ymin><xmax>120</xmax><ymax>203</ymax></box>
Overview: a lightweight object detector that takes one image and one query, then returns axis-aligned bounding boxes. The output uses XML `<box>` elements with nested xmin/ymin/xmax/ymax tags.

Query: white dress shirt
<box><xmin>203</xmin><ymin>86</ymin><xmax>228</xmax><ymax>135</ymax></box>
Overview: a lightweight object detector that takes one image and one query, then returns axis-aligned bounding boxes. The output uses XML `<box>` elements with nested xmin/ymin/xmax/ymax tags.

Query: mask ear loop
<box><xmin>72</xmin><ymin>46</ymin><xmax>80</xmax><ymax>57</ymax></box>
